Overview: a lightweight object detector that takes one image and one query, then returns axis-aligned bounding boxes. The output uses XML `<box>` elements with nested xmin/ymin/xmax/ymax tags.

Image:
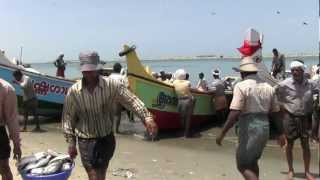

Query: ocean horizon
<box><xmin>29</xmin><ymin>56</ymin><xmax>319</xmax><ymax>86</ymax></box>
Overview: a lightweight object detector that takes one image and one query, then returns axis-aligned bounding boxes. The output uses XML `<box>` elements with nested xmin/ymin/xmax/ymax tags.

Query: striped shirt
<box><xmin>62</xmin><ymin>76</ymin><xmax>152</xmax><ymax>146</ymax></box>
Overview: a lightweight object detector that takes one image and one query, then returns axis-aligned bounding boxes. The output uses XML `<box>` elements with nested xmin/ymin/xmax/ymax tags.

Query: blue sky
<box><xmin>0</xmin><ymin>0</ymin><xmax>317</xmax><ymax>62</ymax></box>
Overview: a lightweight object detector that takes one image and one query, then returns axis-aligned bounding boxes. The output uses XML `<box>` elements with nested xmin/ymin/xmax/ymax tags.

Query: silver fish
<box><xmin>23</xmin><ymin>155</ymin><xmax>52</xmax><ymax>173</ymax></box>
<box><xmin>42</xmin><ymin>160</ymin><xmax>63</xmax><ymax>175</ymax></box>
<box><xmin>61</xmin><ymin>162</ymin><xmax>72</xmax><ymax>171</ymax></box>
<box><xmin>18</xmin><ymin>155</ymin><xmax>37</xmax><ymax>171</ymax></box>
<box><xmin>30</xmin><ymin>167</ymin><xmax>45</xmax><ymax>175</ymax></box>
<box><xmin>18</xmin><ymin>152</ymin><xmax>47</xmax><ymax>171</ymax></box>
<box><xmin>48</xmin><ymin>154</ymin><xmax>70</xmax><ymax>164</ymax></box>
<box><xmin>47</xmin><ymin>149</ymin><xmax>59</xmax><ymax>157</ymax></box>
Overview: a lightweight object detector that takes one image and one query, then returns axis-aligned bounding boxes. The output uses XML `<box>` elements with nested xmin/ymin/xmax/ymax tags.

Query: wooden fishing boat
<box><xmin>119</xmin><ymin>45</ymin><xmax>233</xmax><ymax>129</ymax></box>
<box><xmin>0</xmin><ymin>52</ymin><xmax>75</xmax><ymax>115</ymax></box>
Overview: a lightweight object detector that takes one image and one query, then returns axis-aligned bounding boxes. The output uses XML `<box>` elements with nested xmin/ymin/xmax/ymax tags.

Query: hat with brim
<box><xmin>79</xmin><ymin>51</ymin><xmax>100</xmax><ymax>72</ymax></box>
<box><xmin>239</xmin><ymin>57</ymin><xmax>258</xmax><ymax>72</ymax></box>
<box><xmin>80</xmin><ymin>64</ymin><xmax>99</xmax><ymax>72</ymax></box>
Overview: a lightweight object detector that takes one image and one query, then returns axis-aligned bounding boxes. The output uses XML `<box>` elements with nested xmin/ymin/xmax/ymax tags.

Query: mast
<box><xmin>19</xmin><ymin>45</ymin><xmax>23</xmax><ymax>65</ymax></box>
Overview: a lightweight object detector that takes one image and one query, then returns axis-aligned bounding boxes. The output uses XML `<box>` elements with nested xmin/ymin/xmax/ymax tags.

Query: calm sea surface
<box><xmin>30</xmin><ymin>56</ymin><xmax>318</xmax><ymax>86</ymax></box>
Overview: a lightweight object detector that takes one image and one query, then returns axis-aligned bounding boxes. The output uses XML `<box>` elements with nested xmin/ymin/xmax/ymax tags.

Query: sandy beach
<box><xmin>9</xmin><ymin>115</ymin><xmax>319</xmax><ymax>180</ymax></box>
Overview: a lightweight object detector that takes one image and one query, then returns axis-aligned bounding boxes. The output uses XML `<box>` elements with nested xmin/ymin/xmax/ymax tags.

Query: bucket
<box><xmin>21</xmin><ymin>163</ymin><xmax>74</xmax><ymax>180</ymax></box>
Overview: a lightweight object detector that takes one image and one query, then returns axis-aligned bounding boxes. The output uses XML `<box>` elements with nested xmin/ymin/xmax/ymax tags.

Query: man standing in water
<box><xmin>271</xmin><ymin>48</ymin><xmax>286</xmax><ymax>80</ymax></box>
<box><xmin>276</xmin><ymin>60</ymin><xmax>316</xmax><ymax>180</ymax></box>
<box><xmin>53</xmin><ymin>53</ymin><xmax>66</xmax><ymax>77</ymax></box>
<box><xmin>12</xmin><ymin>70</ymin><xmax>41</xmax><ymax>132</ymax></box>
<box><xmin>216</xmin><ymin>57</ymin><xmax>286</xmax><ymax>180</ymax></box>
<box><xmin>0</xmin><ymin>78</ymin><xmax>21</xmax><ymax>180</ymax></box>
<box><xmin>62</xmin><ymin>51</ymin><xmax>157</xmax><ymax>180</ymax></box>
<box><xmin>173</xmin><ymin>69</ymin><xmax>195</xmax><ymax>138</ymax></box>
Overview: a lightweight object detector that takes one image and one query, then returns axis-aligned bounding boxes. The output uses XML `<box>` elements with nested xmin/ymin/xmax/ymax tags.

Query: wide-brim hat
<box><xmin>239</xmin><ymin>57</ymin><xmax>259</xmax><ymax>72</ymax></box>
<box><xmin>79</xmin><ymin>51</ymin><xmax>100</xmax><ymax>72</ymax></box>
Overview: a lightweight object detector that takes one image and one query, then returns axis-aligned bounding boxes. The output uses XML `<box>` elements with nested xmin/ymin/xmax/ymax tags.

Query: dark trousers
<box><xmin>78</xmin><ymin>134</ymin><xmax>116</xmax><ymax>169</ymax></box>
<box><xmin>0</xmin><ymin>127</ymin><xmax>10</xmax><ymax>159</ymax></box>
<box><xmin>177</xmin><ymin>96</ymin><xmax>195</xmax><ymax>136</ymax></box>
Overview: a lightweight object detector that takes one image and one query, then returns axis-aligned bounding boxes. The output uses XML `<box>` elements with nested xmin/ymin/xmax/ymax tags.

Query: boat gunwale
<box><xmin>0</xmin><ymin>63</ymin><xmax>76</xmax><ymax>83</ymax></box>
<box><xmin>128</xmin><ymin>72</ymin><xmax>233</xmax><ymax>96</ymax></box>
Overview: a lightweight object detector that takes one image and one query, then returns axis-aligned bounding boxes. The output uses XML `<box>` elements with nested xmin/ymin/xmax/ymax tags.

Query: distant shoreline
<box><xmin>28</xmin><ymin>55</ymin><xmax>319</xmax><ymax>64</ymax></box>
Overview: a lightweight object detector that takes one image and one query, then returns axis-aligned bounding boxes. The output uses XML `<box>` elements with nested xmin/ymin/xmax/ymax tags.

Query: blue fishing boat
<box><xmin>0</xmin><ymin>52</ymin><xmax>75</xmax><ymax>115</ymax></box>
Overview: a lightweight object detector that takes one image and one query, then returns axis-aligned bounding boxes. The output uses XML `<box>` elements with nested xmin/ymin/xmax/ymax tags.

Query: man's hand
<box><xmin>277</xmin><ymin>134</ymin><xmax>287</xmax><ymax>148</ymax></box>
<box><xmin>216</xmin><ymin>133</ymin><xmax>225</xmax><ymax>146</ymax></box>
<box><xmin>68</xmin><ymin>145</ymin><xmax>78</xmax><ymax>159</ymax></box>
<box><xmin>13</xmin><ymin>144</ymin><xmax>22</xmax><ymax>161</ymax></box>
<box><xmin>145</xmin><ymin>119</ymin><xmax>158</xmax><ymax>138</ymax></box>
<box><xmin>12</xmin><ymin>80</ymin><xmax>18</xmax><ymax>84</ymax></box>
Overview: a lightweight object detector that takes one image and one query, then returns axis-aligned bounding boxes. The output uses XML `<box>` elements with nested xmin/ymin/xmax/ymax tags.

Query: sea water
<box><xmin>30</xmin><ymin>56</ymin><xmax>318</xmax><ymax>86</ymax></box>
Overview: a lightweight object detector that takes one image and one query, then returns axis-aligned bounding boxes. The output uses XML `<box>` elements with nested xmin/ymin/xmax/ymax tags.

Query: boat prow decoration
<box><xmin>120</xmin><ymin>45</ymin><xmax>231</xmax><ymax>129</ymax></box>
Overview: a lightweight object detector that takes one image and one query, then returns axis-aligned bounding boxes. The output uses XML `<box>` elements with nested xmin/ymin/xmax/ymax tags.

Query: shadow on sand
<box><xmin>280</xmin><ymin>171</ymin><xmax>319</xmax><ymax>179</ymax></box>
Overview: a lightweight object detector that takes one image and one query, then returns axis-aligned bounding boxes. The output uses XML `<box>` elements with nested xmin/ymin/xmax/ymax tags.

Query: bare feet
<box><xmin>305</xmin><ymin>172</ymin><xmax>315</xmax><ymax>180</ymax></box>
<box><xmin>287</xmin><ymin>171</ymin><xmax>294</xmax><ymax>180</ymax></box>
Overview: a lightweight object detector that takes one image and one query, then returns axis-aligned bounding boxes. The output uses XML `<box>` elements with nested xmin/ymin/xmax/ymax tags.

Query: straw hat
<box><xmin>239</xmin><ymin>57</ymin><xmax>258</xmax><ymax>72</ymax></box>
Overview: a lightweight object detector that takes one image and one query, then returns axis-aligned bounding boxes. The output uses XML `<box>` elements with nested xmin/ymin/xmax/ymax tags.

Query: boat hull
<box><xmin>0</xmin><ymin>64</ymin><xmax>74</xmax><ymax>115</ymax></box>
<box><xmin>128</xmin><ymin>74</ymin><xmax>216</xmax><ymax>129</ymax></box>
<box><xmin>121</xmin><ymin>45</ymin><xmax>230</xmax><ymax>130</ymax></box>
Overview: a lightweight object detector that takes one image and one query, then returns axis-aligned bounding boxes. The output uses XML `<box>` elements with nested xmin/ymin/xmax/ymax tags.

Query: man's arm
<box><xmin>216</xmin><ymin>110</ymin><xmax>241</xmax><ymax>145</ymax></box>
<box><xmin>115</xmin><ymin>82</ymin><xmax>157</xmax><ymax>135</ymax></box>
<box><xmin>216</xmin><ymin>83</ymin><xmax>244</xmax><ymax>145</ymax></box>
<box><xmin>4</xmin><ymin>87</ymin><xmax>20</xmax><ymax>147</ymax></box>
<box><xmin>312</xmin><ymin>86</ymin><xmax>320</xmax><ymax>141</ymax></box>
<box><xmin>19</xmin><ymin>76</ymin><xmax>28</xmax><ymax>88</ymax></box>
<box><xmin>61</xmin><ymin>89</ymin><xmax>78</xmax><ymax>147</ymax></box>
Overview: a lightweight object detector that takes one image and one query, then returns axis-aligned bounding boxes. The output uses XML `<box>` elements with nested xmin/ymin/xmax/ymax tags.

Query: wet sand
<box><xmin>9</xmin><ymin>115</ymin><xmax>319</xmax><ymax>180</ymax></box>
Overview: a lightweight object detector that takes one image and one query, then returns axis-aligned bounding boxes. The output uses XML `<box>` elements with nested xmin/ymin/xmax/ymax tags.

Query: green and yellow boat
<box><xmin>120</xmin><ymin>45</ymin><xmax>232</xmax><ymax>130</ymax></box>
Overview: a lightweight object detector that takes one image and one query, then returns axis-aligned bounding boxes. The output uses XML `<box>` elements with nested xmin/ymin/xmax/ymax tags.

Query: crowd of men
<box><xmin>0</xmin><ymin>29</ymin><xmax>319</xmax><ymax>180</ymax></box>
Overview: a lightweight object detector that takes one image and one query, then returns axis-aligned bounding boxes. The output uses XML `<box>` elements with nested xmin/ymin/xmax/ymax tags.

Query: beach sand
<box><xmin>9</xmin><ymin>115</ymin><xmax>319</xmax><ymax>180</ymax></box>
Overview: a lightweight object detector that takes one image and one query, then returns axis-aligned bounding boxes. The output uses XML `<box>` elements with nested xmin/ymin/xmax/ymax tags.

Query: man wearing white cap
<box><xmin>216</xmin><ymin>57</ymin><xmax>286</xmax><ymax>180</ymax></box>
<box><xmin>208</xmin><ymin>69</ymin><xmax>227</xmax><ymax>123</ymax></box>
<box><xmin>275</xmin><ymin>60</ymin><xmax>316</xmax><ymax>180</ymax></box>
<box><xmin>173</xmin><ymin>69</ymin><xmax>195</xmax><ymax>138</ymax></box>
<box><xmin>62</xmin><ymin>51</ymin><xmax>158</xmax><ymax>180</ymax></box>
